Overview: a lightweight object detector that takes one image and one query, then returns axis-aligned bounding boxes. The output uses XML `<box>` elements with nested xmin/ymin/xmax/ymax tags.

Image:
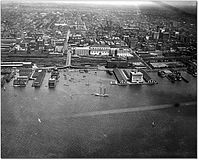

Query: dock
<box><xmin>113</xmin><ymin>68</ymin><xmax>127</xmax><ymax>85</ymax></box>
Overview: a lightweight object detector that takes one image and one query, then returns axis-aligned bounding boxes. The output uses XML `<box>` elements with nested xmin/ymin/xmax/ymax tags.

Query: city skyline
<box><xmin>1</xmin><ymin>0</ymin><xmax>197</xmax><ymax>6</ymax></box>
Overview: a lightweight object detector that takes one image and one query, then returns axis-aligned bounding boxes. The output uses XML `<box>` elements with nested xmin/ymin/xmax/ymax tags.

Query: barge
<box><xmin>48</xmin><ymin>77</ymin><xmax>56</xmax><ymax>88</ymax></box>
<box><xmin>32</xmin><ymin>69</ymin><xmax>46</xmax><ymax>87</ymax></box>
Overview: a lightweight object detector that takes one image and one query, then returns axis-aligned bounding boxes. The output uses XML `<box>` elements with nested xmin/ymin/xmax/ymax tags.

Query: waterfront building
<box><xmin>74</xmin><ymin>46</ymin><xmax>89</xmax><ymax>56</ymax></box>
<box><xmin>90</xmin><ymin>44</ymin><xmax>110</xmax><ymax>56</ymax></box>
<box><xmin>130</xmin><ymin>70</ymin><xmax>144</xmax><ymax>83</ymax></box>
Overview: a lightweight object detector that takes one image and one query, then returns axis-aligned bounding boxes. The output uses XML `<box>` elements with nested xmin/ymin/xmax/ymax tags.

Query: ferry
<box><xmin>48</xmin><ymin>77</ymin><xmax>56</xmax><ymax>88</ymax></box>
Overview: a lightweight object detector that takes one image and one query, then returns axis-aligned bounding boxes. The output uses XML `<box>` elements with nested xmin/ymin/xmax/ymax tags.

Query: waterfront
<box><xmin>1</xmin><ymin>70</ymin><xmax>197</xmax><ymax>158</ymax></box>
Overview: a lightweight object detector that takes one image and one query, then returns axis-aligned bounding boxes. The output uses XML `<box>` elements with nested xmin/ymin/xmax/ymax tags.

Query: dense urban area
<box><xmin>1</xmin><ymin>1</ymin><xmax>197</xmax><ymax>158</ymax></box>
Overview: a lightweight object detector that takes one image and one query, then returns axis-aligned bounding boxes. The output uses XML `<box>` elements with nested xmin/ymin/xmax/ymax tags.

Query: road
<box><xmin>131</xmin><ymin>50</ymin><xmax>152</xmax><ymax>70</ymax></box>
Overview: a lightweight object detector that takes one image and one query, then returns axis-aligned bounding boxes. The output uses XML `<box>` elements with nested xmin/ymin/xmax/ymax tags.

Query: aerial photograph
<box><xmin>1</xmin><ymin>0</ymin><xmax>197</xmax><ymax>158</ymax></box>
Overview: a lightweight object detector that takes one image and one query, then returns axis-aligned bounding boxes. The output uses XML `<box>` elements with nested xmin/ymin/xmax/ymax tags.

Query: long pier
<box><xmin>113</xmin><ymin>68</ymin><xmax>127</xmax><ymax>84</ymax></box>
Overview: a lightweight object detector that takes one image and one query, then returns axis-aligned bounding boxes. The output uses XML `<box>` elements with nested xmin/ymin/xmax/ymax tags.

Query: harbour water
<box><xmin>1</xmin><ymin>70</ymin><xmax>197</xmax><ymax>158</ymax></box>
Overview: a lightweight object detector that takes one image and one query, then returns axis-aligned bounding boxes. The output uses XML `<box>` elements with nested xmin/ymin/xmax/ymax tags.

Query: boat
<box><xmin>176</xmin><ymin>72</ymin><xmax>182</xmax><ymax>81</ymax></box>
<box><xmin>110</xmin><ymin>81</ymin><xmax>118</xmax><ymax>85</ymax></box>
<box><xmin>48</xmin><ymin>77</ymin><xmax>56</xmax><ymax>88</ymax></box>
<box><xmin>94</xmin><ymin>87</ymin><xmax>109</xmax><ymax>97</ymax></box>
<box><xmin>167</xmin><ymin>74</ymin><xmax>175</xmax><ymax>83</ymax></box>
<box><xmin>157</xmin><ymin>70</ymin><xmax>166</xmax><ymax>78</ymax></box>
<box><xmin>85</xmin><ymin>80</ymin><xmax>90</xmax><ymax>86</ymax></box>
<box><xmin>13</xmin><ymin>79</ymin><xmax>26</xmax><ymax>87</ymax></box>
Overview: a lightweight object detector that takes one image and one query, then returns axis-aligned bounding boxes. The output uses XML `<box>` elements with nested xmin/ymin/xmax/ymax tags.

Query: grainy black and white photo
<box><xmin>1</xmin><ymin>0</ymin><xmax>197</xmax><ymax>158</ymax></box>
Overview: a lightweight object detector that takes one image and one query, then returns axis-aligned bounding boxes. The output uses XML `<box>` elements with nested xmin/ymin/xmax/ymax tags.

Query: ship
<box><xmin>94</xmin><ymin>87</ymin><xmax>109</xmax><ymax>97</ymax></box>
<box><xmin>48</xmin><ymin>77</ymin><xmax>56</xmax><ymax>88</ymax></box>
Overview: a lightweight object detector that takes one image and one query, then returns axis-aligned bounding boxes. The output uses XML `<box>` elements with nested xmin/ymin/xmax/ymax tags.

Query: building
<box><xmin>130</xmin><ymin>70</ymin><xmax>144</xmax><ymax>83</ymax></box>
<box><xmin>106</xmin><ymin>60</ymin><xmax>128</xmax><ymax>68</ymax></box>
<box><xmin>90</xmin><ymin>44</ymin><xmax>110</xmax><ymax>56</ymax></box>
<box><xmin>117</xmin><ymin>48</ymin><xmax>133</xmax><ymax>57</ymax></box>
<box><xmin>74</xmin><ymin>47</ymin><xmax>89</xmax><ymax>56</ymax></box>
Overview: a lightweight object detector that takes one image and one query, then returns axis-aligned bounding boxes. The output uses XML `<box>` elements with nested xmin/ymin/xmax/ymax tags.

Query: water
<box><xmin>1</xmin><ymin>70</ymin><xmax>197</xmax><ymax>158</ymax></box>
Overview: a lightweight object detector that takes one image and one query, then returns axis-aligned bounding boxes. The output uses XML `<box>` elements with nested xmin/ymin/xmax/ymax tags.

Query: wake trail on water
<box><xmin>69</xmin><ymin>101</ymin><xmax>196</xmax><ymax>118</ymax></box>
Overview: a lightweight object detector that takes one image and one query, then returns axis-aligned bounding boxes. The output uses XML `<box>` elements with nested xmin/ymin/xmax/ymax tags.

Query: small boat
<box><xmin>157</xmin><ymin>70</ymin><xmax>166</xmax><ymax>78</ymax></box>
<box><xmin>110</xmin><ymin>81</ymin><xmax>118</xmax><ymax>85</ymax></box>
<box><xmin>85</xmin><ymin>81</ymin><xmax>90</xmax><ymax>86</ymax></box>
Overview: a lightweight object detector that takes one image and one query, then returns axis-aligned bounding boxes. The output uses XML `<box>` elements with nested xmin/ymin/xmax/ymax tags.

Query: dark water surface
<box><xmin>1</xmin><ymin>70</ymin><xmax>197</xmax><ymax>158</ymax></box>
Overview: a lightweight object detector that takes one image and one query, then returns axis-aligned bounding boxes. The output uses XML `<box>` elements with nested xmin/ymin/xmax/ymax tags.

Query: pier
<box><xmin>113</xmin><ymin>68</ymin><xmax>127</xmax><ymax>84</ymax></box>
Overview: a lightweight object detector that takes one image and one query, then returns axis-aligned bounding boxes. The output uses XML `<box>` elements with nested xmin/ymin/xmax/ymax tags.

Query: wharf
<box><xmin>113</xmin><ymin>68</ymin><xmax>127</xmax><ymax>84</ymax></box>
